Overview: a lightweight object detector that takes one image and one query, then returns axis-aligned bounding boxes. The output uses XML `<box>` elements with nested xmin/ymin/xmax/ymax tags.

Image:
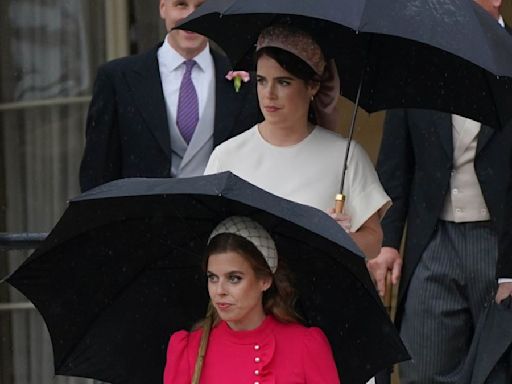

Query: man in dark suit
<box><xmin>79</xmin><ymin>0</ymin><xmax>261</xmax><ymax>192</ymax></box>
<box><xmin>371</xmin><ymin>2</ymin><xmax>512</xmax><ymax>383</ymax></box>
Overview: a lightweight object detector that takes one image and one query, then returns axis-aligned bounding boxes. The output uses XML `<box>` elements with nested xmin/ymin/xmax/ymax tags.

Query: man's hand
<box><xmin>367</xmin><ymin>247</ymin><xmax>402</xmax><ymax>298</ymax></box>
<box><xmin>496</xmin><ymin>282</ymin><xmax>512</xmax><ymax>303</ymax></box>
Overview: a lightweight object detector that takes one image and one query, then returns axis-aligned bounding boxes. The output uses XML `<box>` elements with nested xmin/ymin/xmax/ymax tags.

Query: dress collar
<box><xmin>216</xmin><ymin>315</ymin><xmax>278</xmax><ymax>344</ymax></box>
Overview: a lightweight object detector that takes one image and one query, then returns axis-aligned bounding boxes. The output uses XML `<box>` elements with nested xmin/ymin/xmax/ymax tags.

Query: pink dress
<box><xmin>163</xmin><ymin>315</ymin><xmax>340</xmax><ymax>384</ymax></box>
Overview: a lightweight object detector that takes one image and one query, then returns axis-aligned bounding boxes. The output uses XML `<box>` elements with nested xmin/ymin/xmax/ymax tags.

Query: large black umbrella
<box><xmin>177</xmin><ymin>0</ymin><xmax>512</xmax><ymax>128</ymax></box>
<box><xmin>457</xmin><ymin>296</ymin><xmax>512</xmax><ymax>384</ymax></box>
<box><xmin>177</xmin><ymin>0</ymin><xmax>512</xmax><ymax>233</ymax></box>
<box><xmin>4</xmin><ymin>172</ymin><xmax>409</xmax><ymax>384</ymax></box>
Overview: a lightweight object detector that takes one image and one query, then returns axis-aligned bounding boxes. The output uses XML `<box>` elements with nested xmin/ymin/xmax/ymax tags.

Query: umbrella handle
<box><xmin>383</xmin><ymin>271</ymin><xmax>394</xmax><ymax>314</ymax></box>
<box><xmin>335</xmin><ymin>194</ymin><xmax>345</xmax><ymax>214</ymax></box>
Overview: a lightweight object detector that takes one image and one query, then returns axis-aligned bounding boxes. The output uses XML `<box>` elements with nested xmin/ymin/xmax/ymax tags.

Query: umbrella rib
<box><xmin>221</xmin><ymin>0</ymin><xmax>241</xmax><ymax>15</ymax></box>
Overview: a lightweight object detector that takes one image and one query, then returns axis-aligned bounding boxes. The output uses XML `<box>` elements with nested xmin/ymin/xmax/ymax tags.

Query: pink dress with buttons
<box><xmin>163</xmin><ymin>315</ymin><xmax>340</xmax><ymax>383</ymax></box>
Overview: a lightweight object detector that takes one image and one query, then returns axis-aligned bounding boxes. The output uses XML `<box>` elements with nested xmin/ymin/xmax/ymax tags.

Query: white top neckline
<box><xmin>255</xmin><ymin>124</ymin><xmax>319</xmax><ymax>150</ymax></box>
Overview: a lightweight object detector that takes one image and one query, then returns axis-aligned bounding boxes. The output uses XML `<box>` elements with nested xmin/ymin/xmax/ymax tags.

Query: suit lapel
<box><xmin>124</xmin><ymin>45</ymin><xmax>171</xmax><ymax>160</ymax></box>
<box><xmin>211</xmin><ymin>48</ymin><xmax>240</xmax><ymax>146</ymax></box>
<box><xmin>476</xmin><ymin>124</ymin><xmax>494</xmax><ymax>154</ymax></box>
<box><xmin>433</xmin><ymin>111</ymin><xmax>453</xmax><ymax>160</ymax></box>
<box><xmin>434</xmin><ymin>111</ymin><xmax>494</xmax><ymax>157</ymax></box>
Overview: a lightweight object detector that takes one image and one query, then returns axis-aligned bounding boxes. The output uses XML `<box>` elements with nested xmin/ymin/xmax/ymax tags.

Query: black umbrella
<box><xmin>177</xmin><ymin>0</ymin><xmax>512</xmax><ymax>128</ymax></box>
<box><xmin>175</xmin><ymin>5</ymin><xmax>511</xmax><ymax>383</ymax></box>
<box><xmin>4</xmin><ymin>172</ymin><xmax>409</xmax><ymax>384</ymax></box>
<box><xmin>457</xmin><ymin>296</ymin><xmax>512</xmax><ymax>384</ymax></box>
<box><xmin>176</xmin><ymin>0</ymin><xmax>512</xmax><ymax>215</ymax></box>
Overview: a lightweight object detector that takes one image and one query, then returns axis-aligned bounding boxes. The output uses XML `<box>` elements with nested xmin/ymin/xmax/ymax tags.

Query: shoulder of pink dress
<box><xmin>170</xmin><ymin>329</ymin><xmax>190</xmax><ymax>341</ymax></box>
<box><xmin>304</xmin><ymin>326</ymin><xmax>330</xmax><ymax>343</ymax></box>
<box><xmin>271</xmin><ymin>317</ymin><xmax>309</xmax><ymax>334</ymax></box>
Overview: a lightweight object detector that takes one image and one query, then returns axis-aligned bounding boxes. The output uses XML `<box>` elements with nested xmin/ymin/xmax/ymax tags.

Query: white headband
<box><xmin>208</xmin><ymin>216</ymin><xmax>278</xmax><ymax>273</ymax></box>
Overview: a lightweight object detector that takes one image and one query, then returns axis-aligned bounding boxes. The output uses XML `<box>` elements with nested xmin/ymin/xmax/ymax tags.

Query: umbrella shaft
<box><xmin>340</xmin><ymin>70</ymin><xmax>365</xmax><ymax>195</ymax></box>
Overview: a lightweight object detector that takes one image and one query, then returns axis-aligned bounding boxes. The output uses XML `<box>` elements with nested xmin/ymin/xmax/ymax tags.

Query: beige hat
<box><xmin>208</xmin><ymin>216</ymin><xmax>278</xmax><ymax>273</ymax></box>
<box><xmin>256</xmin><ymin>24</ymin><xmax>326</xmax><ymax>76</ymax></box>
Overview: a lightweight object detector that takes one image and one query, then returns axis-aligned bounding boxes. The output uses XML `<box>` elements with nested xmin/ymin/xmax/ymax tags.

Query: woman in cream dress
<box><xmin>205</xmin><ymin>24</ymin><xmax>389</xmax><ymax>261</ymax></box>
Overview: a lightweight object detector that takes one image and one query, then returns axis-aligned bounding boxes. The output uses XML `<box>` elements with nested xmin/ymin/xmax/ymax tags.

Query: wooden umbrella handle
<box><xmin>335</xmin><ymin>194</ymin><xmax>345</xmax><ymax>214</ymax></box>
<box><xmin>383</xmin><ymin>271</ymin><xmax>393</xmax><ymax>314</ymax></box>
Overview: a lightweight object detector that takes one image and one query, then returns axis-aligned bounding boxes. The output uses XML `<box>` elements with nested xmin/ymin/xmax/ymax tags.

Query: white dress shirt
<box><xmin>157</xmin><ymin>35</ymin><xmax>214</xmax><ymax>137</ymax></box>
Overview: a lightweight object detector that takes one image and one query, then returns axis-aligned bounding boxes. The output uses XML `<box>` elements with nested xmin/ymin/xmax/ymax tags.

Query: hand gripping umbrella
<box><xmin>176</xmin><ymin>0</ymin><xmax>512</xmax><ymax>212</ymax></box>
<box><xmin>4</xmin><ymin>173</ymin><xmax>409</xmax><ymax>384</ymax></box>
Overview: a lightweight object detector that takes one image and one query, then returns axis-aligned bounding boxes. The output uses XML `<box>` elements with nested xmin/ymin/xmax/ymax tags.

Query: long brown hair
<box><xmin>191</xmin><ymin>233</ymin><xmax>300</xmax><ymax>383</ymax></box>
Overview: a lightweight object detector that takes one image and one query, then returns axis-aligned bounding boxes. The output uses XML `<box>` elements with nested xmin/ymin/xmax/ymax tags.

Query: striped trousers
<box><xmin>399</xmin><ymin>220</ymin><xmax>497</xmax><ymax>384</ymax></box>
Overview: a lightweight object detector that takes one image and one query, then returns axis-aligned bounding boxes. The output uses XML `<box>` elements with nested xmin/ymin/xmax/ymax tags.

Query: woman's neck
<box><xmin>227</xmin><ymin>311</ymin><xmax>267</xmax><ymax>331</ymax></box>
<box><xmin>258</xmin><ymin>120</ymin><xmax>313</xmax><ymax>147</ymax></box>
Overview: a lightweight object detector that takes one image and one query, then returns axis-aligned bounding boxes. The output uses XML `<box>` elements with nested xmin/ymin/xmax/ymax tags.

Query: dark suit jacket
<box><xmin>377</xmin><ymin>109</ymin><xmax>512</xmax><ymax>326</ymax></box>
<box><xmin>79</xmin><ymin>44</ymin><xmax>261</xmax><ymax>192</ymax></box>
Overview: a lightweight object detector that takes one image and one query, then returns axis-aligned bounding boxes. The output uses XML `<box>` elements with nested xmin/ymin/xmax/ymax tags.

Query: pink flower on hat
<box><xmin>225</xmin><ymin>70</ymin><xmax>250</xmax><ymax>92</ymax></box>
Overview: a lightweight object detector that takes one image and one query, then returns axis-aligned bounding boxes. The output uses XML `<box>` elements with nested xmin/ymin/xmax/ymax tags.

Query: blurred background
<box><xmin>0</xmin><ymin>1</ymin><xmax>510</xmax><ymax>383</ymax></box>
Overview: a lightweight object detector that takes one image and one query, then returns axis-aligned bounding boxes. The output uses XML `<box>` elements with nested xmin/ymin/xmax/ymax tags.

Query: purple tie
<box><xmin>176</xmin><ymin>60</ymin><xmax>199</xmax><ymax>144</ymax></box>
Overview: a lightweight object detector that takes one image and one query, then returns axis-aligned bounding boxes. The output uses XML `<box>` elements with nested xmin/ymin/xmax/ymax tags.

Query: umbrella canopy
<box><xmin>4</xmin><ymin>172</ymin><xmax>409</xmax><ymax>384</ymax></box>
<box><xmin>177</xmin><ymin>0</ymin><xmax>512</xmax><ymax>128</ymax></box>
<box><xmin>457</xmin><ymin>296</ymin><xmax>512</xmax><ymax>384</ymax></box>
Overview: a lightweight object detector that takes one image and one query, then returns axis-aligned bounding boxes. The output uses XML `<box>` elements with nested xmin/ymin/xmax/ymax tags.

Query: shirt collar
<box><xmin>159</xmin><ymin>33</ymin><xmax>210</xmax><ymax>72</ymax></box>
<box><xmin>498</xmin><ymin>15</ymin><xmax>505</xmax><ymax>28</ymax></box>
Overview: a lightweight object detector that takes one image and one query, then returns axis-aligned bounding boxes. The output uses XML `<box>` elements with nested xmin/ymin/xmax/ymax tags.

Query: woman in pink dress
<box><xmin>163</xmin><ymin>216</ymin><xmax>340</xmax><ymax>383</ymax></box>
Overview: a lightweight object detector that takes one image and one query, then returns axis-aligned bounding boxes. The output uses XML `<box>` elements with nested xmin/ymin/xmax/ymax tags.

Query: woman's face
<box><xmin>256</xmin><ymin>55</ymin><xmax>319</xmax><ymax>127</ymax></box>
<box><xmin>207</xmin><ymin>250</ymin><xmax>271</xmax><ymax>331</ymax></box>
